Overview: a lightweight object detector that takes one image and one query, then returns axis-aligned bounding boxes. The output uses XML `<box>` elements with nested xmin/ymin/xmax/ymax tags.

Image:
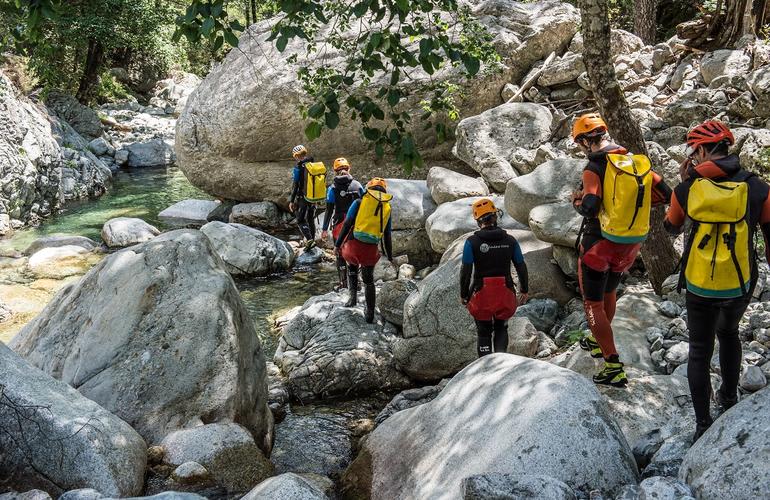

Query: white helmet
<box><xmin>292</xmin><ymin>145</ymin><xmax>307</xmax><ymax>158</ymax></box>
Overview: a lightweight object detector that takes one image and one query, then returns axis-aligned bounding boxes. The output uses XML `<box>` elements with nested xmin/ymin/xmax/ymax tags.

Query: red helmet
<box><xmin>686</xmin><ymin>120</ymin><xmax>735</xmax><ymax>152</ymax></box>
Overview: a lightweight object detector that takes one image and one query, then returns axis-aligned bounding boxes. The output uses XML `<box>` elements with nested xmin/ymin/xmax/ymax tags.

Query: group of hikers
<box><xmin>288</xmin><ymin>114</ymin><xmax>770</xmax><ymax>441</ymax></box>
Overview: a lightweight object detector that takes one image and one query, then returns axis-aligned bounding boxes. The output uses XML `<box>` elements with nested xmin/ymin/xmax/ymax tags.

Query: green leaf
<box><xmin>372</xmin><ymin>106</ymin><xmax>385</xmax><ymax>121</ymax></box>
<box><xmin>230</xmin><ymin>20</ymin><xmax>245</xmax><ymax>32</ymax></box>
<box><xmin>213</xmin><ymin>35</ymin><xmax>224</xmax><ymax>51</ymax></box>
<box><xmin>201</xmin><ymin>17</ymin><xmax>215</xmax><ymax>37</ymax></box>
<box><xmin>396</xmin><ymin>0</ymin><xmax>409</xmax><ymax>14</ymax></box>
<box><xmin>463</xmin><ymin>55</ymin><xmax>480</xmax><ymax>76</ymax></box>
<box><xmin>353</xmin><ymin>1</ymin><xmax>369</xmax><ymax>17</ymax></box>
<box><xmin>276</xmin><ymin>35</ymin><xmax>288</xmax><ymax>52</ymax></box>
<box><xmin>363</xmin><ymin>127</ymin><xmax>380</xmax><ymax>140</ymax></box>
<box><xmin>387</xmin><ymin>89</ymin><xmax>400</xmax><ymax>107</ymax></box>
<box><xmin>305</xmin><ymin>121</ymin><xmax>323</xmax><ymax>141</ymax></box>
<box><xmin>375</xmin><ymin>142</ymin><xmax>385</xmax><ymax>157</ymax></box>
<box><xmin>308</xmin><ymin>102</ymin><xmax>325</xmax><ymax>119</ymax></box>
<box><xmin>224</xmin><ymin>30</ymin><xmax>240</xmax><ymax>47</ymax></box>
<box><xmin>419</xmin><ymin>38</ymin><xmax>432</xmax><ymax>58</ymax></box>
<box><xmin>212</xmin><ymin>0</ymin><xmax>224</xmax><ymax>17</ymax></box>
<box><xmin>325</xmin><ymin>111</ymin><xmax>340</xmax><ymax>129</ymax></box>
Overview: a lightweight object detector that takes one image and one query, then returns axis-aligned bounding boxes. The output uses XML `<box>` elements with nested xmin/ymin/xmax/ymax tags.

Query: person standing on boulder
<box><xmin>460</xmin><ymin>198</ymin><xmax>529</xmax><ymax>357</ymax></box>
<box><xmin>289</xmin><ymin>145</ymin><xmax>319</xmax><ymax>251</ymax></box>
<box><xmin>664</xmin><ymin>120</ymin><xmax>770</xmax><ymax>439</ymax></box>
<box><xmin>571</xmin><ymin>113</ymin><xmax>672</xmax><ymax>387</ymax></box>
<box><xmin>321</xmin><ymin>158</ymin><xmax>364</xmax><ymax>290</ymax></box>
<box><xmin>335</xmin><ymin>177</ymin><xmax>393</xmax><ymax>323</ymax></box>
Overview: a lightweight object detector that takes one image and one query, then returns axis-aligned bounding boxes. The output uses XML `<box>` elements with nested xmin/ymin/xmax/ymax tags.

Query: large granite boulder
<box><xmin>679</xmin><ymin>385</ymin><xmax>770</xmax><ymax>500</ymax></box>
<box><xmin>391</xmin><ymin>228</ymin><xmax>440</xmax><ymax>269</ymax></box>
<box><xmin>271</xmin><ymin>410</ymin><xmax>352</xmax><ymax>477</ymax></box>
<box><xmin>101</xmin><ymin>217</ymin><xmax>160</xmax><ymax>248</ymax></box>
<box><xmin>273</xmin><ymin>291</ymin><xmax>411</xmax><ymax>400</ymax></box>
<box><xmin>26</xmin><ymin>245</ymin><xmax>99</xmax><ymax>279</ymax></box>
<box><xmin>10</xmin><ymin>230</ymin><xmax>273</xmax><ymax>453</ymax></box>
<box><xmin>23</xmin><ymin>235</ymin><xmax>99</xmax><ymax>256</ymax></box>
<box><xmin>462</xmin><ymin>474</ymin><xmax>576</xmax><ymax>500</ymax></box>
<box><xmin>426</xmin><ymin>166</ymin><xmax>488</xmax><ymax>205</ymax></box>
<box><xmin>158</xmin><ymin>199</ymin><xmax>219</xmax><ymax>227</ymax></box>
<box><xmin>568</xmin><ymin>29</ymin><xmax>643</xmax><ymax>57</ymax></box>
<box><xmin>425</xmin><ymin>195</ymin><xmax>524</xmax><ymax>252</ymax></box>
<box><xmin>228</xmin><ymin>201</ymin><xmax>291</xmax><ymax>230</ymax></box>
<box><xmin>376</xmin><ymin>278</ymin><xmax>418</xmax><ymax>326</ymax></box>
<box><xmin>241</xmin><ymin>473</ymin><xmax>328</xmax><ymax>500</ymax></box>
<box><xmin>45</xmin><ymin>92</ymin><xmax>103</xmax><ymax>139</ymax></box>
<box><xmin>342</xmin><ymin>355</ymin><xmax>638</xmax><ymax>498</ymax></box>
<box><xmin>453</xmin><ymin>103</ymin><xmax>553</xmax><ymax>190</ymax></box>
<box><xmin>125</xmin><ymin>139</ymin><xmax>176</xmax><ymax>168</ymax></box>
<box><xmin>385</xmin><ymin>179</ymin><xmax>437</xmax><ymax>230</ymax></box>
<box><xmin>175</xmin><ymin>1</ymin><xmax>580</xmax><ymax>202</ymax></box>
<box><xmin>200</xmin><ymin>221</ymin><xmax>294</xmax><ymax>276</ymax></box>
<box><xmin>0</xmin><ymin>343</ymin><xmax>146</xmax><ymax>497</ymax></box>
<box><xmin>528</xmin><ymin>202</ymin><xmax>582</xmax><ymax>247</ymax></box>
<box><xmin>699</xmin><ymin>49</ymin><xmax>751</xmax><ymax>85</ymax></box>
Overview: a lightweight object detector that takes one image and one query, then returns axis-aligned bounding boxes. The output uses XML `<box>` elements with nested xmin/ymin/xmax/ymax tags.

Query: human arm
<box><xmin>460</xmin><ymin>239</ymin><xmax>474</xmax><ymax>304</ymax></box>
<box><xmin>335</xmin><ymin>200</ymin><xmax>359</xmax><ymax>248</ymax></box>
<box><xmin>383</xmin><ymin>218</ymin><xmax>393</xmax><ymax>261</ymax></box>
<box><xmin>289</xmin><ymin>166</ymin><xmax>301</xmax><ymax>208</ymax></box>
<box><xmin>663</xmin><ymin>185</ymin><xmax>687</xmax><ymax>235</ymax></box>
<box><xmin>651</xmin><ymin>172</ymin><xmax>673</xmax><ymax>207</ymax></box>
<box><xmin>321</xmin><ymin>187</ymin><xmax>335</xmax><ymax>234</ymax></box>
<box><xmin>511</xmin><ymin>238</ymin><xmax>529</xmax><ymax>303</ymax></box>
<box><xmin>573</xmin><ymin>170</ymin><xmax>602</xmax><ymax>218</ymax></box>
<box><xmin>760</xmin><ymin>190</ymin><xmax>770</xmax><ymax>264</ymax></box>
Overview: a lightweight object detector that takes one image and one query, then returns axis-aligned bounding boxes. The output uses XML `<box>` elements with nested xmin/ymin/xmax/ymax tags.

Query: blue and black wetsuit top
<box><xmin>459</xmin><ymin>226</ymin><xmax>528</xmax><ymax>301</ymax></box>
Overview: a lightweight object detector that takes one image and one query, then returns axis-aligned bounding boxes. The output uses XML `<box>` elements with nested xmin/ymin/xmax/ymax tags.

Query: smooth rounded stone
<box><xmin>27</xmin><ymin>245</ymin><xmax>97</xmax><ymax>279</ymax></box>
<box><xmin>664</xmin><ymin>342</ymin><xmax>689</xmax><ymax>369</ymax></box>
<box><xmin>427</xmin><ymin>166</ymin><xmax>489</xmax><ymax>205</ymax></box>
<box><xmin>175</xmin><ymin>2</ymin><xmax>579</xmax><ymax>202</ymax></box>
<box><xmin>700</xmin><ymin>49</ymin><xmax>751</xmax><ymax>85</ymax></box>
<box><xmin>57</xmin><ymin>489</ymin><xmax>104</xmax><ymax>500</ymax></box>
<box><xmin>569</xmin><ymin>29</ymin><xmax>643</xmax><ymax>57</ymax></box>
<box><xmin>385</xmin><ymin>179</ymin><xmax>437</xmax><ymax>230</ymax></box>
<box><xmin>538</xmin><ymin>51</ymin><xmax>585</xmax><ymax>87</ymax></box>
<box><xmin>171</xmin><ymin>462</ymin><xmax>210</xmax><ymax>485</ymax></box>
<box><xmin>101</xmin><ymin>217</ymin><xmax>160</xmax><ymax>248</ymax></box>
<box><xmin>737</xmin><ymin>128</ymin><xmax>770</xmax><ymax>172</ymax></box>
<box><xmin>200</xmin><ymin>221</ymin><xmax>294</xmax><ymax>276</ymax></box>
<box><xmin>10</xmin><ymin>230</ymin><xmax>273</xmax><ymax>452</ymax></box>
<box><xmin>398</xmin><ymin>263</ymin><xmax>416</xmax><ymax>280</ymax></box>
<box><xmin>373</xmin><ymin>257</ymin><xmax>398</xmax><ymax>282</ymax></box>
<box><xmin>680</xmin><ymin>385</ymin><xmax>770</xmax><ymax>499</ymax></box>
<box><xmin>664</xmin><ymin>100</ymin><xmax>712</xmax><ymax>127</ymax></box>
<box><xmin>453</xmin><ymin>103</ymin><xmax>553</xmax><ymax>190</ymax></box>
<box><xmin>271</xmin><ymin>411</ymin><xmax>351</xmax><ymax>477</ymax></box>
<box><xmin>229</xmin><ymin>201</ymin><xmax>290</xmax><ymax>229</ymax></box>
<box><xmin>0</xmin><ymin>491</ymin><xmax>52</xmax><ymax>500</ymax></box>
<box><xmin>125</xmin><ymin>139</ymin><xmax>176</xmax><ymax>167</ymax></box>
<box><xmin>747</xmin><ymin>66</ymin><xmax>770</xmax><ymax>117</ymax></box>
<box><xmin>241</xmin><ymin>473</ymin><xmax>328</xmax><ymax>500</ymax></box>
<box><xmin>462</xmin><ymin>473</ymin><xmax>576</xmax><ymax>500</ymax></box>
<box><xmin>514</xmin><ymin>298</ymin><xmax>559</xmax><ymax>336</ymax></box>
<box><xmin>341</xmin><ymin>355</ymin><xmax>638</xmax><ymax>498</ymax></box>
<box><xmin>528</xmin><ymin>202</ymin><xmax>582</xmax><ymax>247</ymax></box>
<box><xmin>739</xmin><ymin>364</ymin><xmax>767</xmax><ymax>392</ymax></box>
<box><xmin>161</xmin><ymin>423</ymin><xmax>272</xmax><ymax>492</ymax></box>
<box><xmin>504</xmin><ymin>159</ymin><xmax>586</xmax><ymax>226</ymax></box>
<box><xmin>158</xmin><ymin>199</ymin><xmax>219</xmax><ymax>227</ymax></box>
<box><xmin>425</xmin><ymin>195</ymin><xmax>524</xmax><ymax>253</ymax></box>
<box><xmin>117</xmin><ymin>494</ymin><xmax>207</xmax><ymax>500</ymax></box>
<box><xmin>599</xmin><ymin>375</ymin><xmax>692</xmax><ymax>447</ymax></box>
<box><xmin>552</xmin><ymin>244</ymin><xmax>578</xmax><ymax>279</ymax></box>
<box><xmin>23</xmin><ymin>235</ymin><xmax>98</xmax><ymax>256</ymax></box>
<box><xmin>637</xmin><ymin>477</ymin><xmax>692</xmax><ymax>500</ymax></box>
<box><xmin>375</xmin><ymin>380</ymin><xmax>449</xmax><ymax>425</ymax></box>
<box><xmin>296</xmin><ymin>247</ymin><xmax>325</xmax><ymax>266</ymax></box>
<box><xmin>273</xmin><ymin>291</ymin><xmax>411</xmax><ymax>399</ymax></box>
<box><xmin>376</xmin><ymin>279</ymin><xmax>417</xmax><ymax>326</ymax></box>
<box><xmin>0</xmin><ymin>344</ymin><xmax>146</xmax><ymax>497</ymax></box>
<box><xmin>656</xmin><ymin>300</ymin><xmax>682</xmax><ymax>318</ymax></box>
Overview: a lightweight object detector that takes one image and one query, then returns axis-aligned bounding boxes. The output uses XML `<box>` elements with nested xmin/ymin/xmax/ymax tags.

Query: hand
<box><xmin>571</xmin><ymin>189</ymin><xmax>583</xmax><ymax>204</ymax></box>
<box><xmin>679</xmin><ymin>158</ymin><xmax>692</xmax><ymax>182</ymax></box>
<box><xmin>333</xmin><ymin>247</ymin><xmax>341</xmax><ymax>256</ymax></box>
<box><xmin>517</xmin><ymin>293</ymin><xmax>529</xmax><ymax>305</ymax></box>
<box><xmin>321</xmin><ymin>230</ymin><xmax>329</xmax><ymax>240</ymax></box>
<box><xmin>460</xmin><ymin>297</ymin><xmax>469</xmax><ymax>305</ymax></box>
<box><xmin>289</xmin><ymin>202</ymin><xmax>296</xmax><ymax>213</ymax></box>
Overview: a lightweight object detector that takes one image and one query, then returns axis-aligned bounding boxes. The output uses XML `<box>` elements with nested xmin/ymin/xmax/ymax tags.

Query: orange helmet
<box><xmin>366</xmin><ymin>177</ymin><xmax>387</xmax><ymax>191</ymax></box>
<box><xmin>333</xmin><ymin>157</ymin><xmax>351</xmax><ymax>171</ymax></box>
<box><xmin>572</xmin><ymin>113</ymin><xmax>607</xmax><ymax>141</ymax></box>
<box><xmin>686</xmin><ymin>120</ymin><xmax>734</xmax><ymax>153</ymax></box>
<box><xmin>472</xmin><ymin>198</ymin><xmax>497</xmax><ymax>221</ymax></box>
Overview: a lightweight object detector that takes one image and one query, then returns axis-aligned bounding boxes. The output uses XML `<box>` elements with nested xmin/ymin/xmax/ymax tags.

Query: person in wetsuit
<box><xmin>288</xmin><ymin>145</ymin><xmax>318</xmax><ymax>250</ymax></box>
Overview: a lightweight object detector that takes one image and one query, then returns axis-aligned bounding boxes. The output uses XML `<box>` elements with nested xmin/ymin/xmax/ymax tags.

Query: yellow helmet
<box><xmin>472</xmin><ymin>198</ymin><xmax>497</xmax><ymax>220</ymax></box>
<box><xmin>366</xmin><ymin>177</ymin><xmax>387</xmax><ymax>191</ymax></box>
<box><xmin>292</xmin><ymin>145</ymin><xmax>308</xmax><ymax>158</ymax></box>
<box><xmin>572</xmin><ymin>113</ymin><xmax>607</xmax><ymax>141</ymax></box>
<box><xmin>333</xmin><ymin>157</ymin><xmax>351</xmax><ymax>171</ymax></box>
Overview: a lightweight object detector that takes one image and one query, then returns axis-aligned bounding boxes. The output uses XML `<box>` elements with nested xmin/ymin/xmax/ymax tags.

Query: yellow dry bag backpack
<box><xmin>304</xmin><ymin>162</ymin><xmax>327</xmax><ymax>203</ymax></box>
<box><xmin>681</xmin><ymin>173</ymin><xmax>753</xmax><ymax>299</ymax></box>
<box><xmin>353</xmin><ymin>190</ymin><xmax>392</xmax><ymax>244</ymax></box>
<box><xmin>599</xmin><ymin>153</ymin><xmax>653</xmax><ymax>243</ymax></box>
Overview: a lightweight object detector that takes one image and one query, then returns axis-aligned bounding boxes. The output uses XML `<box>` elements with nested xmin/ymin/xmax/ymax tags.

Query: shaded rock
<box><xmin>426</xmin><ymin>166</ymin><xmax>488</xmax><ymax>205</ymax></box>
<box><xmin>10</xmin><ymin>230</ymin><xmax>273</xmax><ymax>452</ymax></box>
<box><xmin>200</xmin><ymin>221</ymin><xmax>294</xmax><ymax>276</ymax></box>
<box><xmin>229</xmin><ymin>201</ymin><xmax>290</xmax><ymax>229</ymax></box>
<box><xmin>514</xmin><ymin>298</ymin><xmax>560</xmax><ymax>334</ymax></box>
<box><xmin>23</xmin><ymin>235</ymin><xmax>98</xmax><ymax>256</ymax></box>
<box><xmin>171</xmin><ymin>462</ymin><xmax>211</xmax><ymax>486</ymax></box>
<box><xmin>158</xmin><ymin>199</ymin><xmax>219</xmax><ymax>227</ymax></box>
<box><xmin>462</xmin><ymin>473</ymin><xmax>576</xmax><ymax>500</ymax></box>
<box><xmin>274</xmin><ymin>291</ymin><xmax>411</xmax><ymax>399</ymax></box>
<box><xmin>56</xmin><ymin>490</ymin><xmax>104</xmax><ymax>500</ymax></box>
<box><xmin>0</xmin><ymin>491</ymin><xmax>52</xmax><ymax>500</ymax></box>
<box><xmin>241</xmin><ymin>473</ymin><xmax>328</xmax><ymax>500</ymax></box>
<box><xmin>101</xmin><ymin>217</ymin><xmax>160</xmax><ymax>248</ymax></box>
<box><xmin>538</xmin><ymin>52</ymin><xmax>585</xmax><ymax>87</ymax></box>
<box><xmin>46</xmin><ymin>92</ymin><xmax>103</xmax><ymax>139</ymax></box>
<box><xmin>376</xmin><ymin>278</ymin><xmax>418</xmax><ymax>326</ymax></box>
<box><xmin>126</xmin><ymin>139</ymin><xmax>175</xmax><ymax>167</ymax></box>
<box><xmin>272</xmin><ymin>411</ymin><xmax>351</xmax><ymax>477</ymax></box>
<box><xmin>341</xmin><ymin>355</ymin><xmax>638</xmax><ymax>498</ymax></box>
<box><xmin>700</xmin><ymin>49</ymin><xmax>751</xmax><ymax>85</ymax></box>
<box><xmin>375</xmin><ymin>380</ymin><xmax>448</xmax><ymax>425</ymax></box>
<box><xmin>0</xmin><ymin>343</ymin><xmax>146</xmax><ymax>497</ymax></box>
<box><xmin>552</xmin><ymin>244</ymin><xmax>579</xmax><ymax>279</ymax></box>
<box><xmin>391</xmin><ymin>228</ymin><xmax>440</xmax><ymax>269</ymax></box>
<box><xmin>528</xmin><ymin>202</ymin><xmax>582</xmax><ymax>247</ymax></box>
<box><xmin>296</xmin><ymin>246</ymin><xmax>325</xmax><ymax>266</ymax></box>
<box><xmin>385</xmin><ymin>179</ymin><xmax>437</xmax><ymax>230</ymax></box>
<box><xmin>637</xmin><ymin>476</ymin><xmax>692</xmax><ymax>500</ymax></box>
<box><xmin>739</xmin><ymin>364</ymin><xmax>767</xmax><ymax>392</ymax></box>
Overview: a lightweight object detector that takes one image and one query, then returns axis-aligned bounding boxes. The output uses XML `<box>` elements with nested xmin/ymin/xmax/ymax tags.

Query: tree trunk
<box><xmin>245</xmin><ymin>0</ymin><xmax>251</xmax><ymax>27</ymax></box>
<box><xmin>578</xmin><ymin>0</ymin><xmax>679</xmax><ymax>295</ymax></box>
<box><xmin>76</xmin><ymin>38</ymin><xmax>105</xmax><ymax>104</ymax></box>
<box><xmin>753</xmin><ymin>0</ymin><xmax>768</xmax><ymax>34</ymax></box>
<box><xmin>677</xmin><ymin>0</ymin><xmax>750</xmax><ymax>49</ymax></box>
<box><xmin>251</xmin><ymin>0</ymin><xmax>258</xmax><ymax>24</ymax></box>
<box><xmin>633</xmin><ymin>0</ymin><xmax>658</xmax><ymax>44</ymax></box>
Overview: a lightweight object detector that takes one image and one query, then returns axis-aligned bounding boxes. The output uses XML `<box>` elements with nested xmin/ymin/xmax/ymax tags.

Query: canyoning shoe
<box><xmin>365</xmin><ymin>307</ymin><xmax>375</xmax><ymax>324</ymax></box>
<box><xmin>694</xmin><ymin>418</ymin><xmax>713</xmax><ymax>442</ymax></box>
<box><xmin>579</xmin><ymin>335</ymin><xmax>603</xmax><ymax>358</ymax></box>
<box><xmin>593</xmin><ymin>360</ymin><xmax>628</xmax><ymax>387</ymax></box>
<box><xmin>304</xmin><ymin>239</ymin><xmax>317</xmax><ymax>251</ymax></box>
<box><xmin>716</xmin><ymin>390</ymin><xmax>738</xmax><ymax>415</ymax></box>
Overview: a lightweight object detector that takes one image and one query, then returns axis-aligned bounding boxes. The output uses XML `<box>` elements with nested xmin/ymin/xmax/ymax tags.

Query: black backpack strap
<box><xmin>677</xmin><ymin>222</ymin><xmax>699</xmax><ymax>293</ymax></box>
<box><xmin>574</xmin><ymin>218</ymin><xmax>586</xmax><ymax>253</ymax></box>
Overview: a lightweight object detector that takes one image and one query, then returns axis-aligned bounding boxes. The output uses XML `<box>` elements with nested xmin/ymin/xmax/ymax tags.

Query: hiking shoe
<box><xmin>593</xmin><ymin>360</ymin><xmax>628</xmax><ymax>387</ymax></box>
<box><xmin>304</xmin><ymin>239</ymin><xmax>316</xmax><ymax>251</ymax></box>
<box><xmin>716</xmin><ymin>390</ymin><xmax>738</xmax><ymax>415</ymax></box>
<box><xmin>579</xmin><ymin>335</ymin><xmax>603</xmax><ymax>358</ymax></box>
<box><xmin>694</xmin><ymin>418</ymin><xmax>713</xmax><ymax>442</ymax></box>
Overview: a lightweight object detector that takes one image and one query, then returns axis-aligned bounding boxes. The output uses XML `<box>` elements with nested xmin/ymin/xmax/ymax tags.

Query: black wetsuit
<box><xmin>290</xmin><ymin>157</ymin><xmax>316</xmax><ymax>241</ymax></box>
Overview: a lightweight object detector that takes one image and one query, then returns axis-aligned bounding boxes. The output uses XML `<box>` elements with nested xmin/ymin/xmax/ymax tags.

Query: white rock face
<box><xmin>126</xmin><ymin>138</ymin><xmax>176</xmax><ymax>167</ymax></box>
<box><xmin>200</xmin><ymin>221</ymin><xmax>294</xmax><ymax>276</ymax></box>
<box><xmin>453</xmin><ymin>103</ymin><xmax>553</xmax><ymax>190</ymax></box>
<box><xmin>426</xmin><ymin>166</ymin><xmax>488</xmax><ymax>205</ymax></box>
<box><xmin>569</xmin><ymin>29</ymin><xmax>643</xmax><ymax>56</ymax></box>
<box><xmin>384</xmin><ymin>179</ymin><xmax>437</xmax><ymax>230</ymax></box>
<box><xmin>158</xmin><ymin>199</ymin><xmax>219</xmax><ymax>227</ymax></box>
<box><xmin>528</xmin><ymin>202</ymin><xmax>582</xmax><ymax>247</ymax></box>
<box><xmin>0</xmin><ymin>343</ymin><xmax>146</xmax><ymax>497</ymax></box>
<box><xmin>425</xmin><ymin>195</ymin><xmax>524</xmax><ymax>252</ymax></box>
<box><xmin>699</xmin><ymin>49</ymin><xmax>751</xmax><ymax>85</ymax></box>
<box><xmin>23</xmin><ymin>235</ymin><xmax>98</xmax><ymax>255</ymax></box>
<box><xmin>342</xmin><ymin>355</ymin><xmax>638</xmax><ymax>499</ymax></box>
<box><xmin>229</xmin><ymin>201</ymin><xmax>291</xmax><ymax>229</ymax></box>
<box><xmin>27</xmin><ymin>245</ymin><xmax>96</xmax><ymax>279</ymax></box>
<box><xmin>101</xmin><ymin>217</ymin><xmax>160</xmax><ymax>247</ymax></box>
<box><xmin>10</xmin><ymin>230</ymin><xmax>274</xmax><ymax>452</ymax></box>
<box><xmin>241</xmin><ymin>473</ymin><xmax>328</xmax><ymax>500</ymax></box>
<box><xmin>679</xmin><ymin>386</ymin><xmax>770</xmax><ymax>500</ymax></box>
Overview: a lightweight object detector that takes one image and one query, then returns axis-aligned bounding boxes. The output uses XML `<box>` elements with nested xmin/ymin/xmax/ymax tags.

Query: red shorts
<box><xmin>332</xmin><ymin>221</ymin><xmax>344</xmax><ymax>241</ymax></box>
<box><xmin>342</xmin><ymin>238</ymin><xmax>380</xmax><ymax>267</ymax></box>
<box><xmin>580</xmin><ymin>239</ymin><xmax>641</xmax><ymax>274</ymax></box>
<box><xmin>467</xmin><ymin>277</ymin><xmax>518</xmax><ymax>321</ymax></box>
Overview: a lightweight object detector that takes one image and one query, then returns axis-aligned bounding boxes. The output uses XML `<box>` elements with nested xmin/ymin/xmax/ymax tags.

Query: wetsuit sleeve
<box><xmin>510</xmin><ymin>238</ymin><xmax>528</xmax><ymax>293</ymax></box>
<box><xmin>290</xmin><ymin>166</ymin><xmax>301</xmax><ymax>204</ymax></box>
<box><xmin>335</xmin><ymin>200</ymin><xmax>359</xmax><ymax>248</ymax></box>
<box><xmin>574</xmin><ymin>170</ymin><xmax>602</xmax><ymax>217</ymax></box>
<box><xmin>651</xmin><ymin>172</ymin><xmax>673</xmax><ymax>207</ymax></box>
<box><xmin>664</xmin><ymin>186</ymin><xmax>687</xmax><ymax>235</ymax></box>
<box><xmin>383</xmin><ymin>218</ymin><xmax>393</xmax><ymax>261</ymax></box>
<box><xmin>460</xmin><ymin>240</ymin><xmax>474</xmax><ymax>301</ymax></box>
<box><xmin>760</xmin><ymin>190</ymin><xmax>770</xmax><ymax>263</ymax></box>
<box><xmin>322</xmin><ymin>187</ymin><xmax>334</xmax><ymax>231</ymax></box>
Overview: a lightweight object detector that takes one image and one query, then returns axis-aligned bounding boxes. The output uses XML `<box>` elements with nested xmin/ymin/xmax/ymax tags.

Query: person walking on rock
<box><xmin>664</xmin><ymin>120</ymin><xmax>770</xmax><ymax>439</ymax></box>
<box><xmin>571</xmin><ymin>113</ymin><xmax>672</xmax><ymax>387</ymax></box>
<box><xmin>321</xmin><ymin>158</ymin><xmax>364</xmax><ymax>290</ymax></box>
<box><xmin>460</xmin><ymin>198</ymin><xmax>529</xmax><ymax>357</ymax></box>
<box><xmin>335</xmin><ymin>177</ymin><xmax>393</xmax><ymax>323</ymax></box>
<box><xmin>289</xmin><ymin>145</ymin><xmax>326</xmax><ymax>251</ymax></box>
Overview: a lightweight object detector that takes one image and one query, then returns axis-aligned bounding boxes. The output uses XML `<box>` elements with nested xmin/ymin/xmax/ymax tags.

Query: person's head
<box><xmin>472</xmin><ymin>198</ymin><xmax>499</xmax><ymax>228</ymax></box>
<box><xmin>686</xmin><ymin>120</ymin><xmax>734</xmax><ymax>165</ymax></box>
<box><xmin>292</xmin><ymin>144</ymin><xmax>308</xmax><ymax>160</ymax></box>
<box><xmin>333</xmin><ymin>157</ymin><xmax>351</xmax><ymax>176</ymax></box>
<box><xmin>366</xmin><ymin>177</ymin><xmax>388</xmax><ymax>193</ymax></box>
<box><xmin>572</xmin><ymin>113</ymin><xmax>609</xmax><ymax>153</ymax></box>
